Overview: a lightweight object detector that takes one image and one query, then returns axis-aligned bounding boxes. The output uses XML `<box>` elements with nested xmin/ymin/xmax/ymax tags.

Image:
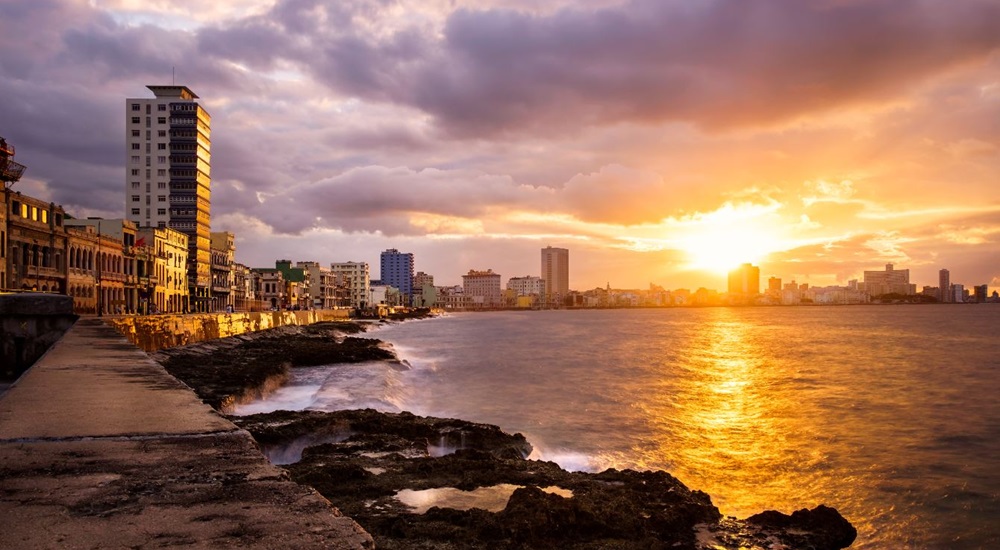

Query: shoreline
<box><xmin>151</xmin><ymin>319</ymin><xmax>858</xmax><ymax>549</ymax></box>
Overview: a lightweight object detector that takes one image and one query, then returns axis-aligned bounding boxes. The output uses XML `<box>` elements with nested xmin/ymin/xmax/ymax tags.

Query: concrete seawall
<box><xmin>0</xmin><ymin>317</ymin><xmax>373</xmax><ymax>549</ymax></box>
<box><xmin>106</xmin><ymin>309</ymin><xmax>351</xmax><ymax>352</ymax></box>
<box><xmin>0</xmin><ymin>293</ymin><xmax>77</xmax><ymax>381</ymax></box>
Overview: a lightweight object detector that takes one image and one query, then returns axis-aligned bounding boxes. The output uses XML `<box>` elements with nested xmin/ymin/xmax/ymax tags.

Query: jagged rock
<box><xmin>745</xmin><ymin>505</ymin><xmax>858</xmax><ymax>549</ymax></box>
<box><xmin>151</xmin><ymin>322</ymin><xmax>394</xmax><ymax>410</ymax></box>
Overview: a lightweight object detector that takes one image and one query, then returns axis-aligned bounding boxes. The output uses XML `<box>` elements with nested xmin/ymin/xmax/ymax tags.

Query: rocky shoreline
<box><xmin>152</xmin><ymin>321</ymin><xmax>857</xmax><ymax>549</ymax></box>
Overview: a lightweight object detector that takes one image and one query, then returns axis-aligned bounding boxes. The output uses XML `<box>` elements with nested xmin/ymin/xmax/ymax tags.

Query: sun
<box><xmin>679</xmin><ymin>229</ymin><xmax>775</xmax><ymax>274</ymax></box>
<box><xmin>674</xmin><ymin>212</ymin><xmax>784</xmax><ymax>275</ymax></box>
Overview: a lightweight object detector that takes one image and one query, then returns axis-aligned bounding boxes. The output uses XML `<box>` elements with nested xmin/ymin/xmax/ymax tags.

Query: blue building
<box><xmin>380</xmin><ymin>248</ymin><xmax>414</xmax><ymax>304</ymax></box>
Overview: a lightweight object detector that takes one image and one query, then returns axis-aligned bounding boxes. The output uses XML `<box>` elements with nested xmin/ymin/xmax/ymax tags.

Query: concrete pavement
<box><xmin>0</xmin><ymin>317</ymin><xmax>373</xmax><ymax>549</ymax></box>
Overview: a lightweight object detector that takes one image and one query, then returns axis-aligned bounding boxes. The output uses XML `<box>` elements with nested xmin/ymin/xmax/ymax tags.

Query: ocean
<box><xmin>233</xmin><ymin>306</ymin><xmax>1000</xmax><ymax>549</ymax></box>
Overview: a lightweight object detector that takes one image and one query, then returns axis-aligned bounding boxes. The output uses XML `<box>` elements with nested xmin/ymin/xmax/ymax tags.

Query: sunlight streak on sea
<box><xmin>241</xmin><ymin>306</ymin><xmax>1000</xmax><ymax>549</ymax></box>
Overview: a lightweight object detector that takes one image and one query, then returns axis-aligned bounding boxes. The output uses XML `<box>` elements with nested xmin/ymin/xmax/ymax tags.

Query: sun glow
<box><xmin>674</xmin><ymin>203</ymin><xmax>786</xmax><ymax>274</ymax></box>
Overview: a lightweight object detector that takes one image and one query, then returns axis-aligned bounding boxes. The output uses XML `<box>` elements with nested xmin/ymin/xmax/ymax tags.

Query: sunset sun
<box><xmin>675</xmin><ymin>206</ymin><xmax>785</xmax><ymax>274</ymax></box>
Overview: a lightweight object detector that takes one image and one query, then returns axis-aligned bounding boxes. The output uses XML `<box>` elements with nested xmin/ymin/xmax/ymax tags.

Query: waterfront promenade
<box><xmin>0</xmin><ymin>317</ymin><xmax>373</xmax><ymax>549</ymax></box>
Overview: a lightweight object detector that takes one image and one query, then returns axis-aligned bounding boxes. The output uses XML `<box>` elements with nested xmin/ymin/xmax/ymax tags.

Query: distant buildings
<box><xmin>380</xmin><ymin>249</ymin><xmax>414</xmax><ymax>304</ymax></box>
<box><xmin>412</xmin><ymin>271</ymin><xmax>435</xmax><ymax>307</ymax></box>
<box><xmin>125</xmin><ymin>85</ymin><xmax>213</xmax><ymax>311</ymax></box>
<box><xmin>861</xmin><ymin>263</ymin><xmax>916</xmax><ymax>297</ymax></box>
<box><xmin>506</xmin><ymin>275</ymin><xmax>546</xmax><ymax>308</ymax></box>
<box><xmin>541</xmin><ymin>246</ymin><xmax>569</xmax><ymax>306</ymax></box>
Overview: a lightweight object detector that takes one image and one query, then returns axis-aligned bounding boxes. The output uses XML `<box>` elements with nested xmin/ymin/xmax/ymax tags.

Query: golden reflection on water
<box><xmin>634</xmin><ymin>309</ymin><xmax>808</xmax><ymax>518</ymax></box>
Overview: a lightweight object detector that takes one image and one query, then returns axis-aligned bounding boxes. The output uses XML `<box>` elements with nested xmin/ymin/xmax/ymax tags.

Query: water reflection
<box><xmin>636</xmin><ymin>309</ymin><xmax>807</xmax><ymax>518</ymax></box>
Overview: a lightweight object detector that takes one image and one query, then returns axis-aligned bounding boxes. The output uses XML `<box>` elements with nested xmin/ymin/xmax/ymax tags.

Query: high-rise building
<box><xmin>939</xmin><ymin>269</ymin><xmax>951</xmax><ymax>303</ymax></box>
<box><xmin>541</xmin><ymin>246</ymin><xmax>569</xmax><ymax>306</ymax></box>
<box><xmin>728</xmin><ymin>263</ymin><xmax>760</xmax><ymax>296</ymax></box>
<box><xmin>126</xmin><ymin>85</ymin><xmax>212</xmax><ymax>311</ymax></box>
<box><xmin>380</xmin><ymin>248</ymin><xmax>414</xmax><ymax>303</ymax></box>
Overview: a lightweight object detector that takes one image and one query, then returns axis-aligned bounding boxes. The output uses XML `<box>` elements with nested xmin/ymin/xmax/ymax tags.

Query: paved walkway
<box><xmin>0</xmin><ymin>318</ymin><xmax>373</xmax><ymax>549</ymax></box>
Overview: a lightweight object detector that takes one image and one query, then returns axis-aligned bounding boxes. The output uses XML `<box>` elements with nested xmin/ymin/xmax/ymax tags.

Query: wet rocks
<box><xmin>151</xmin><ymin>322</ymin><xmax>392</xmax><ymax>411</ymax></box>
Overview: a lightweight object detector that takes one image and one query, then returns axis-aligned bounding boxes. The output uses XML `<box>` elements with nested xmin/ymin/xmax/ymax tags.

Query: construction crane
<box><xmin>0</xmin><ymin>135</ymin><xmax>27</xmax><ymax>188</ymax></box>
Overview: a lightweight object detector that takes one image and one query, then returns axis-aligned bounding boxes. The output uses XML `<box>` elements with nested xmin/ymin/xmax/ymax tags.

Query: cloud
<box><xmin>560</xmin><ymin>164</ymin><xmax>675</xmax><ymax>225</ymax></box>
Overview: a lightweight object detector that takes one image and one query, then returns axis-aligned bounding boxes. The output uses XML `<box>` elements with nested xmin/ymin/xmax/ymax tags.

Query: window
<box><xmin>157</xmin><ymin>169</ymin><xmax>166</xmax><ymax>176</ymax></box>
<box><xmin>132</xmin><ymin>195</ymin><xmax>140</xmax><ymax>202</ymax></box>
<box><xmin>158</xmin><ymin>156</ymin><xmax>166</xmax><ymax>164</ymax></box>
<box><xmin>158</xmin><ymin>221</ymin><xmax>166</xmax><ymax>228</ymax></box>
<box><xmin>130</xmin><ymin>169</ymin><xmax>139</xmax><ymax>176</ymax></box>
<box><xmin>158</xmin><ymin>130</ymin><xmax>166</xmax><ymax>137</ymax></box>
<box><xmin>131</xmin><ymin>116</ymin><xmax>140</xmax><ymax>124</ymax></box>
<box><xmin>158</xmin><ymin>182</ymin><xmax>166</xmax><ymax>189</ymax></box>
<box><xmin>131</xmin><ymin>143</ymin><xmax>140</xmax><ymax>150</ymax></box>
<box><xmin>158</xmin><ymin>195</ymin><xmax>166</xmax><ymax>202</ymax></box>
<box><xmin>131</xmin><ymin>155</ymin><xmax>140</xmax><ymax>163</ymax></box>
<box><xmin>158</xmin><ymin>117</ymin><xmax>166</xmax><ymax>124</ymax></box>
<box><xmin>158</xmin><ymin>104</ymin><xmax>166</xmax><ymax>111</ymax></box>
<box><xmin>132</xmin><ymin>208</ymin><xmax>141</xmax><ymax>215</ymax></box>
<box><xmin>145</xmin><ymin>104</ymin><xmax>151</xmax><ymax>114</ymax></box>
<box><xmin>158</xmin><ymin>208</ymin><xmax>167</xmax><ymax>215</ymax></box>
<box><xmin>131</xmin><ymin>182</ymin><xmax>140</xmax><ymax>189</ymax></box>
<box><xmin>131</xmin><ymin>130</ymin><xmax>140</xmax><ymax>137</ymax></box>
<box><xmin>157</xmin><ymin>143</ymin><xmax>166</xmax><ymax>150</ymax></box>
<box><xmin>131</xmin><ymin>104</ymin><xmax>140</xmax><ymax>111</ymax></box>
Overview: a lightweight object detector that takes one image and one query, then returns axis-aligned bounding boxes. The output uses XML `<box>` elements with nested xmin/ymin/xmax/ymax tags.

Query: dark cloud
<box><xmin>257</xmin><ymin>0</ymin><xmax>1000</xmax><ymax>136</ymax></box>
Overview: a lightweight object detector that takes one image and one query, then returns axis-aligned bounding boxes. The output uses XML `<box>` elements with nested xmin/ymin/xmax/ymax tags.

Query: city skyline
<box><xmin>2</xmin><ymin>1</ymin><xmax>999</xmax><ymax>292</ymax></box>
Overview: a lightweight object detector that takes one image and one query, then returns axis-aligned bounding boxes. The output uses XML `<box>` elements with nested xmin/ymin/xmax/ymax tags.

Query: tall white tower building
<box><xmin>125</xmin><ymin>85</ymin><xmax>212</xmax><ymax>311</ymax></box>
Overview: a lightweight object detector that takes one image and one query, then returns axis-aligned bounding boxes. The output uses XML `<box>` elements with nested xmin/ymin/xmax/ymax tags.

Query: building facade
<box><xmin>297</xmin><ymin>261</ymin><xmax>337</xmax><ymax>309</ymax></box>
<box><xmin>541</xmin><ymin>246</ymin><xmax>569</xmax><ymax>306</ymax></box>
<box><xmin>253</xmin><ymin>269</ymin><xmax>285</xmax><ymax>310</ymax></box>
<box><xmin>210</xmin><ymin>231</ymin><xmax>234</xmax><ymax>311</ymax></box>
<box><xmin>463</xmin><ymin>269</ymin><xmax>502</xmax><ymax>309</ymax></box>
<box><xmin>380</xmin><ymin>249</ymin><xmax>414</xmax><ymax>304</ymax></box>
<box><xmin>231</xmin><ymin>262</ymin><xmax>254</xmax><ymax>311</ymax></box>
<box><xmin>126</xmin><ymin>85</ymin><xmax>212</xmax><ymax>311</ymax></box>
<box><xmin>136</xmin><ymin>226</ymin><xmax>189</xmax><ymax>313</ymax></box>
<box><xmin>64</xmin><ymin>219</ymin><xmax>138</xmax><ymax>314</ymax></box>
<box><xmin>4</xmin><ymin>192</ymin><xmax>68</xmax><ymax>293</ymax></box>
<box><xmin>331</xmin><ymin>261</ymin><xmax>371</xmax><ymax>309</ymax></box>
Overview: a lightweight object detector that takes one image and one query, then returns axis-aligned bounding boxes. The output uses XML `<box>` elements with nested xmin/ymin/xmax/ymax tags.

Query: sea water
<box><xmin>235</xmin><ymin>306</ymin><xmax>1000</xmax><ymax>549</ymax></box>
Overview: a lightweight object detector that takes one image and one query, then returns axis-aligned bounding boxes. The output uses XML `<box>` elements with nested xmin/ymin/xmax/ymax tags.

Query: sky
<box><xmin>1</xmin><ymin>0</ymin><xmax>999</xmax><ymax>291</ymax></box>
